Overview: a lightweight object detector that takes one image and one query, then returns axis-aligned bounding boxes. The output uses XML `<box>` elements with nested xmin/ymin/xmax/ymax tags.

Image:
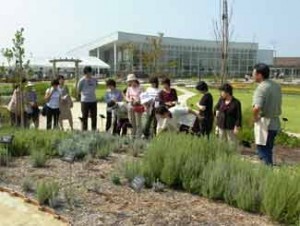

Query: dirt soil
<box><xmin>0</xmin><ymin>151</ymin><xmax>280</xmax><ymax>226</ymax></box>
<box><xmin>241</xmin><ymin>145</ymin><xmax>300</xmax><ymax>165</ymax></box>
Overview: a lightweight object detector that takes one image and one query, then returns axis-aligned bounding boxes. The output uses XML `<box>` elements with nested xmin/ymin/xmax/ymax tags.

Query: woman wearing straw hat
<box><xmin>125</xmin><ymin>74</ymin><xmax>144</xmax><ymax>138</ymax></box>
<box><xmin>58</xmin><ymin>75</ymin><xmax>73</xmax><ymax>130</ymax></box>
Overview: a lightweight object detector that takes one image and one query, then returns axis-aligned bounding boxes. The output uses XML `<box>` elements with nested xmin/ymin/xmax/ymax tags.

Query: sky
<box><xmin>0</xmin><ymin>0</ymin><xmax>299</xmax><ymax>58</ymax></box>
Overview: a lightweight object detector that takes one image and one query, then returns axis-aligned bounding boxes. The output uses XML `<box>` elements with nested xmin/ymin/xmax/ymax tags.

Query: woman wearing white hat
<box><xmin>125</xmin><ymin>74</ymin><xmax>144</xmax><ymax>138</ymax></box>
<box><xmin>25</xmin><ymin>82</ymin><xmax>40</xmax><ymax>128</ymax></box>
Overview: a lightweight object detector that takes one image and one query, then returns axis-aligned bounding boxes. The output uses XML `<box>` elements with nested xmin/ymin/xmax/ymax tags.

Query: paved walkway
<box><xmin>175</xmin><ymin>86</ymin><xmax>197</xmax><ymax>106</ymax></box>
<box><xmin>39</xmin><ymin>102</ymin><xmax>107</xmax><ymax>131</ymax></box>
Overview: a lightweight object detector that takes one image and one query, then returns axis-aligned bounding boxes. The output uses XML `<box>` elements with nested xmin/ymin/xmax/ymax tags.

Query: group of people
<box><xmin>8</xmin><ymin>75</ymin><xmax>73</xmax><ymax>130</ymax></box>
<box><xmin>7</xmin><ymin>63</ymin><xmax>282</xmax><ymax>165</ymax></box>
<box><xmin>102</xmin><ymin>63</ymin><xmax>282</xmax><ymax>166</ymax></box>
<box><xmin>100</xmin><ymin>72</ymin><xmax>242</xmax><ymax>143</ymax></box>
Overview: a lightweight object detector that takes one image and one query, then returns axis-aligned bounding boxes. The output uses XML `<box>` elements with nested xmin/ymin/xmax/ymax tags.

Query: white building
<box><xmin>65</xmin><ymin>31</ymin><xmax>274</xmax><ymax>77</ymax></box>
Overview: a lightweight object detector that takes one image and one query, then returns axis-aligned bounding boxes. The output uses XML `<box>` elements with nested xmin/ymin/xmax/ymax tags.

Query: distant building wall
<box><xmin>70</xmin><ymin>31</ymin><xmax>274</xmax><ymax>77</ymax></box>
<box><xmin>257</xmin><ymin>49</ymin><xmax>274</xmax><ymax>65</ymax></box>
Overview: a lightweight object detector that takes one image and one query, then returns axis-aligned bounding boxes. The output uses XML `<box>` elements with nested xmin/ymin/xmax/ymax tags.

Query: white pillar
<box><xmin>113</xmin><ymin>42</ymin><xmax>117</xmax><ymax>74</ymax></box>
<box><xmin>97</xmin><ymin>48</ymin><xmax>100</xmax><ymax>75</ymax></box>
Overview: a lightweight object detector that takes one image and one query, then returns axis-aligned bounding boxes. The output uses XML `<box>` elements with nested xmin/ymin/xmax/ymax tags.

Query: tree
<box><xmin>1</xmin><ymin>48</ymin><xmax>14</xmax><ymax>68</ymax></box>
<box><xmin>143</xmin><ymin>32</ymin><xmax>164</xmax><ymax>75</ymax></box>
<box><xmin>121</xmin><ymin>42</ymin><xmax>135</xmax><ymax>73</ymax></box>
<box><xmin>213</xmin><ymin>0</ymin><xmax>234</xmax><ymax>84</ymax></box>
<box><xmin>2</xmin><ymin>28</ymin><xmax>30</xmax><ymax>127</ymax></box>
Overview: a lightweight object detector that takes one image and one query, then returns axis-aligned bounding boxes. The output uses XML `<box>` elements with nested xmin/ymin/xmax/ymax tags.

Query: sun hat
<box><xmin>126</xmin><ymin>74</ymin><xmax>138</xmax><ymax>82</ymax></box>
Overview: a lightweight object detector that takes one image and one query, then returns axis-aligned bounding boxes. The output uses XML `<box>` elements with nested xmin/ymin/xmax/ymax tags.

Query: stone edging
<box><xmin>0</xmin><ymin>186</ymin><xmax>71</xmax><ymax>225</ymax></box>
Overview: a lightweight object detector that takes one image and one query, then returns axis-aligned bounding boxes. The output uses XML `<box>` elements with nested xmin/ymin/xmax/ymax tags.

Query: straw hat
<box><xmin>126</xmin><ymin>74</ymin><xmax>138</xmax><ymax>82</ymax></box>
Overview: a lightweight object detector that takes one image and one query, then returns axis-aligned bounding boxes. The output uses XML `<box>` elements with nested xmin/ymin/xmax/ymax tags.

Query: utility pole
<box><xmin>221</xmin><ymin>0</ymin><xmax>229</xmax><ymax>84</ymax></box>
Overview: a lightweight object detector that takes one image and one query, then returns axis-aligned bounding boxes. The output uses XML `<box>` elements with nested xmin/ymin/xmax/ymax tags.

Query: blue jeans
<box><xmin>257</xmin><ymin>130</ymin><xmax>278</xmax><ymax>165</ymax></box>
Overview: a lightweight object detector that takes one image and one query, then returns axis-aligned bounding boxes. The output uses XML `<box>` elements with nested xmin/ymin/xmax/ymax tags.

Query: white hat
<box><xmin>126</xmin><ymin>74</ymin><xmax>138</xmax><ymax>82</ymax></box>
<box><xmin>26</xmin><ymin>82</ymin><xmax>34</xmax><ymax>87</ymax></box>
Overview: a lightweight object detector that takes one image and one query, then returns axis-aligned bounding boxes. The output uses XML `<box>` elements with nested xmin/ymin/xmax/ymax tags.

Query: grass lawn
<box><xmin>187</xmin><ymin>87</ymin><xmax>300</xmax><ymax>133</ymax></box>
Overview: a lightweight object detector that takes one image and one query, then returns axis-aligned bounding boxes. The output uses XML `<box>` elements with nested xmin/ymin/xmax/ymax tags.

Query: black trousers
<box><xmin>105</xmin><ymin>111</ymin><xmax>118</xmax><ymax>134</ymax></box>
<box><xmin>143</xmin><ymin>109</ymin><xmax>157</xmax><ymax>138</ymax></box>
<box><xmin>199</xmin><ymin>118</ymin><xmax>213</xmax><ymax>137</ymax></box>
<box><xmin>81</xmin><ymin>102</ymin><xmax>97</xmax><ymax>131</ymax></box>
<box><xmin>46</xmin><ymin>107</ymin><xmax>60</xmax><ymax>130</ymax></box>
<box><xmin>116</xmin><ymin>118</ymin><xmax>130</xmax><ymax>136</ymax></box>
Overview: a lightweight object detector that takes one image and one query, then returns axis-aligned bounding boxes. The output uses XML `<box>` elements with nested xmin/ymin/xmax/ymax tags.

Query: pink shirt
<box><xmin>126</xmin><ymin>86</ymin><xmax>143</xmax><ymax>102</ymax></box>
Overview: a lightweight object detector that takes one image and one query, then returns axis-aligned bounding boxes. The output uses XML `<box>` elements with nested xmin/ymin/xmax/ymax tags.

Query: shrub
<box><xmin>123</xmin><ymin>133</ymin><xmax>300</xmax><ymax>225</ymax></box>
<box><xmin>30</xmin><ymin>149</ymin><xmax>48</xmax><ymax>168</ymax></box>
<box><xmin>131</xmin><ymin>139</ymin><xmax>147</xmax><ymax>157</ymax></box>
<box><xmin>0</xmin><ymin>129</ymin><xmax>70</xmax><ymax>157</ymax></box>
<box><xmin>21</xmin><ymin>177</ymin><xmax>35</xmax><ymax>193</ymax></box>
<box><xmin>111</xmin><ymin>174</ymin><xmax>121</xmax><ymax>185</ymax></box>
<box><xmin>96</xmin><ymin>143</ymin><xmax>112</xmax><ymax>159</ymax></box>
<box><xmin>58</xmin><ymin>132</ymin><xmax>118</xmax><ymax>160</ymax></box>
<box><xmin>275</xmin><ymin>132</ymin><xmax>300</xmax><ymax>148</ymax></box>
<box><xmin>141</xmin><ymin>133</ymin><xmax>235</xmax><ymax>188</ymax></box>
<box><xmin>123</xmin><ymin>160</ymin><xmax>143</xmax><ymax>183</ymax></box>
<box><xmin>261</xmin><ymin>167</ymin><xmax>300</xmax><ymax>224</ymax></box>
<box><xmin>36</xmin><ymin>180</ymin><xmax>59</xmax><ymax>205</ymax></box>
<box><xmin>0</xmin><ymin>146</ymin><xmax>11</xmax><ymax>166</ymax></box>
<box><xmin>201</xmin><ymin>155</ymin><xmax>232</xmax><ymax>200</ymax></box>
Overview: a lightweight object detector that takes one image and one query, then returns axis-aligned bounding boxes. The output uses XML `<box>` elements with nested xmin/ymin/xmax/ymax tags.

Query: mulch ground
<box><xmin>0</xmin><ymin>151</ymin><xmax>280</xmax><ymax>226</ymax></box>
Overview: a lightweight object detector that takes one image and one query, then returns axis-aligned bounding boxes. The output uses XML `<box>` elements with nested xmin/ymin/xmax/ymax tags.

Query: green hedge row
<box><xmin>124</xmin><ymin>133</ymin><xmax>300</xmax><ymax>225</ymax></box>
<box><xmin>0</xmin><ymin>128</ymin><xmax>70</xmax><ymax>156</ymax></box>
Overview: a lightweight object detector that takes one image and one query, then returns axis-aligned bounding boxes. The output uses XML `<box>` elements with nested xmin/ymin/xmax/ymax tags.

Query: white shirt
<box><xmin>146</xmin><ymin>87</ymin><xmax>160</xmax><ymax>99</ymax></box>
<box><xmin>169</xmin><ymin>106</ymin><xmax>196</xmax><ymax>126</ymax></box>
<box><xmin>156</xmin><ymin>106</ymin><xmax>190</xmax><ymax>134</ymax></box>
<box><xmin>46</xmin><ymin>88</ymin><xmax>60</xmax><ymax>109</ymax></box>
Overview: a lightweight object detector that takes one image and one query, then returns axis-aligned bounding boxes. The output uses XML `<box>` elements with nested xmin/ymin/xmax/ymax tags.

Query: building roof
<box><xmin>68</xmin><ymin>31</ymin><xmax>259</xmax><ymax>55</ymax></box>
<box><xmin>274</xmin><ymin>57</ymin><xmax>300</xmax><ymax>67</ymax></box>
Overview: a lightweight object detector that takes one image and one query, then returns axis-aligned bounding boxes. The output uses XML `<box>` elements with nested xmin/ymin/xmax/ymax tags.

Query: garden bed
<box><xmin>0</xmin><ymin>129</ymin><xmax>299</xmax><ymax>225</ymax></box>
<box><xmin>0</xmin><ymin>154</ymin><xmax>277</xmax><ymax>226</ymax></box>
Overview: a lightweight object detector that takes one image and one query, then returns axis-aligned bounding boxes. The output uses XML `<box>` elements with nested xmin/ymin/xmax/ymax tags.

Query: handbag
<box><xmin>41</xmin><ymin>104</ymin><xmax>48</xmax><ymax>116</ymax></box>
<box><xmin>132</xmin><ymin>105</ymin><xmax>145</xmax><ymax>113</ymax></box>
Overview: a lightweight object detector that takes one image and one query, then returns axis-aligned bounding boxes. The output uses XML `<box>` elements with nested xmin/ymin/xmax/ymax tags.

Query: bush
<box><xmin>275</xmin><ymin>132</ymin><xmax>300</xmax><ymax>148</ymax></box>
<box><xmin>22</xmin><ymin>177</ymin><xmax>35</xmax><ymax>193</ymax></box>
<box><xmin>58</xmin><ymin>132</ymin><xmax>118</xmax><ymax>160</ymax></box>
<box><xmin>36</xmin><ymin>180</ymin><xmax>59</xmax><ymax>205</ymax></box>
<box><xmin>123</xmin><ymin>133</ymin><xmax>300</xmax><ymax>225</ymax></box>
<box><xmin>0</xmin><ymin>146</ymin><xmax>11</xmax><ymax>166</ymax></box>
<box><xmin>96</xmin><ymin>143</ymin><xmax>112</xmax><ymax>159</ymax></box>
<box><xmin>30</xmin><ymin>149</ymin><xmax>48</xmax><ymax>168</ymax></box>
<box><xmin>131</xmin><ymin>139</ymin><xmax>147</xmax><ymax>157</ymax></box>
<box><xmin>261</xmin><ymin>167</ymin><xmax>300</xmax><ymax>224</ymax></box>
<box><xmin>141</xmin><ymin>133</ymin><xmax>236</xmax><ymax>188</ymax></box>
<box><xmin>123</xmin><ymin>160</ymin><xmax>143</xmax><ymax>183</ymax></box>
<box><xmin>111</xmin><ymin>174</ymin><xmax>121</xmax><ymax>185</ymax></box>
<box><xmin>0</xmin><ymin>129</ymin><xmax>69</xmax><ymax>157</ymax></box>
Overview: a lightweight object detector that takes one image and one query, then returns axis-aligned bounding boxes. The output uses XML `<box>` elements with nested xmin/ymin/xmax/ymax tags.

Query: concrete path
<box><xmin>175</xmin><ymin>87</ymin><xmax>197</xmax><ymax>106</ymax></box>
<box><xmin>38</xmin><ymin>102</ymin><xmax>107</xmax><ymax>131</ymax></box>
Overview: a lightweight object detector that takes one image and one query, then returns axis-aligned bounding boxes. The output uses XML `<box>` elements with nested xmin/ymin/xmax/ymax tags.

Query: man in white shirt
<box><xmin>155</xmin><ymin>105</ymin><xmax>199</xmax><ymax>135</ymax></box>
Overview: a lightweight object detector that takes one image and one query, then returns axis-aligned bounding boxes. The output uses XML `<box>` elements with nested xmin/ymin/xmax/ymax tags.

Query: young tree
<box><xmin>1</xmin><ymin>48</ymin><xmax>14</xmax><ymax>68</ymax></box>
<box><xmin>143</xmin><ymin>33</ymin><xmax>164</xmax><ymax>76</ymax></box>
<box><xmin>213</xmin><ymin>0</ymin><xmax>233</xmax><ymax>84</ymax></box>
<box><xmin>3</xmin><ymin>28</ymin><xmax>30</xmax><ymax>127</ymax></box>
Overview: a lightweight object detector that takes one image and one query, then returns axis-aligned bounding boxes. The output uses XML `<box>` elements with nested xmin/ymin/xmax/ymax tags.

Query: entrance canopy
<box><xmin>49</xmin><ymin>56</ymin><xmax>110</xmax><ymax>69</ymax></box>
<box><xmin>1</xmin><ymin>56</ymin><xmax>111</xmax><ymax>69</ymax></box>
